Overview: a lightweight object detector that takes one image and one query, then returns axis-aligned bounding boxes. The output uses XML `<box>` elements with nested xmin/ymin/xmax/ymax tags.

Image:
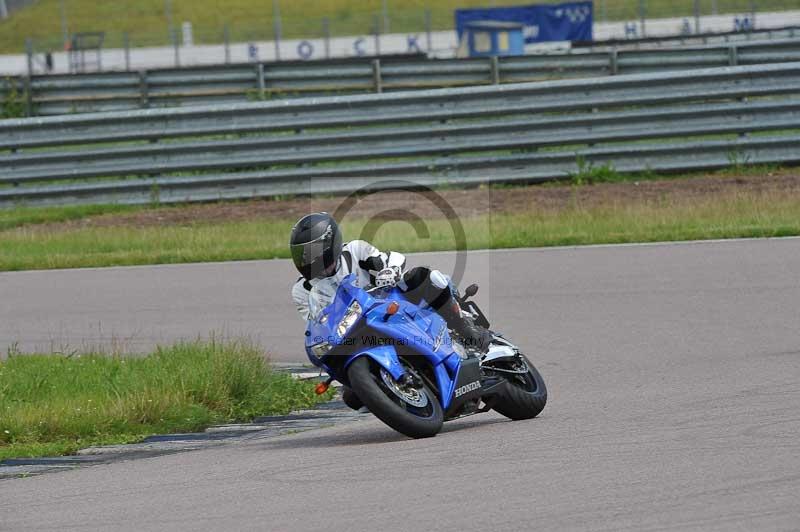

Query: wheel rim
<box><xmin>485</xmin><ymin>357</ymin><xmax>539</xmax><ymax>393</ymax></box>
<box><xmin>380</xmin><ymin>368</ymin><xmax>429</xmax><ymax>408</ymax></box>
<box><xmin>373</xmin><ymin>366</ymin><xmax>435</xmax><ymax>418</ymax></box>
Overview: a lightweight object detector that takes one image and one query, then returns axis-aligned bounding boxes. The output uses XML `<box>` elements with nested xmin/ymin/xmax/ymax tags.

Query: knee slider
<box><xmin>429</xmin><ymin>270</ymin><xmax>450</xmax><ymax>290</ymax></box>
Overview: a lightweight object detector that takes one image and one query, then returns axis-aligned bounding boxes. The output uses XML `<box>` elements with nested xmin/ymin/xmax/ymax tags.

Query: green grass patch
<box><xmin>0</xmin><ymin>339</ymin><xmax>332</xmax><ymax>461</ymax></box>
<box><xmin>1</xmin><ymin>183</ymin><xmax>799</xmax><ymax>272</ymax></box>
<box><xmin>476</xmin><ymin>191</ymin><xmax>800</xmax><ymax>247</ymax></box>
<box><xmin>0</xmin><ymin>218</ymin><xmax>293</xmax><ymax>270</ymax></box>
<box><xmin>0</xmin><ymin>0</ymin><xmax>787</xmax><ymax>54</ymax></box>
<box><xmin>0</xmin><ymin>203</ymin><xmax>137</xmax><ymax>231</ymax></box>
<box><xmin>1</xmin><ymin>77</ymin><xmax>27</xmax><ymax>119</ymax></box>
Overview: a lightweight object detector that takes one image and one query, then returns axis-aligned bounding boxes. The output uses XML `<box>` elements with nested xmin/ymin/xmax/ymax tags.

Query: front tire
<box><xmin>341</xmin><ymin>386</ymin><xmax>364</xmax><ymax>411</ymax></box>
<box><xmin>489</xmin><ymin>355</ymin><xmax>547</xmax><ymax>420</ymax></box>
<box><xmin>347</xmin><ymin>357</ymin><xmax>443</xmax><ymax>438</ymax></box>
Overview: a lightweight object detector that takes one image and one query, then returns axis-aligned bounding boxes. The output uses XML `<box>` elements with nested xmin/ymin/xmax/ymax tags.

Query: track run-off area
<box><xmin>1</xmin><ymin>238</ymin><xmax>799</xmax><ymax>530</ymax></box>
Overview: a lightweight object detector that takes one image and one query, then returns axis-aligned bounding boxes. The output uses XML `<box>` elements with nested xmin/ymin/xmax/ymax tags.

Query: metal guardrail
<box><xmin>1</xmin><ymin>62</ymin><xmax>799</xmax><ymax>208</ymax></box>
<box><xmin>2</xmin><ymin>38</ymin><xmax>800</xmax><ymax>117</ymax></box>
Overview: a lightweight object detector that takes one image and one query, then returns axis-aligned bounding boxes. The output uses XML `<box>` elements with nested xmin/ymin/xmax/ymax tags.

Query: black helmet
<box><xmin>289</xmin><ymin>212</ymin><xmax>343</xmax><ymax>280</ymax></box>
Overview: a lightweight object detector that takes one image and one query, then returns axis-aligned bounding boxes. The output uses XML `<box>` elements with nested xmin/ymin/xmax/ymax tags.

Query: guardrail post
<box><xmin>138</xmin><ymin>70</ymin><xmax>149</xmax><ymax>109</ymax></box>
<box><xmin>728</xmin><ymin>45</ymin><xmax>738</xmax><ymax>67</ymax></box>
<box><xmin>609</xmin><ymin>47</ymin><xmax>619</xmax><ymax>75</ymax></box>
<box><xmin>371</xmin><ymin>58</ymin><xmax>383</xmax><ymax>93</ymax></box>
<box><xmin>490</xmin><ymin>56</ymin><xmax>500</xmax><ymax>85</ymax></box>
<box><xmin>256</xmin><ymin>63</ymin><xmax>266</xmax><ymax>100</ymax></box>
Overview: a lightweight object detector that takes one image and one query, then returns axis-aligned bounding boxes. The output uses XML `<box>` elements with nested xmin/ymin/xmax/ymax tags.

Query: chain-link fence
<box><xmin>4</xmin><ymin>0</ymin><xmax>800</xmax><ymax>76</ymax></box>
<box><xmin>4</xmin><ymin>0</ymin><xmax>799</xmax><ymax>52</ymax></box>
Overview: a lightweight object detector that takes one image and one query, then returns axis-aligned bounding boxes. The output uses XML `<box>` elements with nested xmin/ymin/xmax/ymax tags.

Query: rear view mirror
<box><xmin>464</xmin><ymin>284</ymin><xmax>479</xmax><ymax>298</ymax></box>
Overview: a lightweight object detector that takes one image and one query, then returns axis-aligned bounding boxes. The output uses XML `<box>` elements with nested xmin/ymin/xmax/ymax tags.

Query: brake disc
<box><xmin>380</xmin><ymin>368</ymin><xmax>429</xmax><ymax>408</ymax></box>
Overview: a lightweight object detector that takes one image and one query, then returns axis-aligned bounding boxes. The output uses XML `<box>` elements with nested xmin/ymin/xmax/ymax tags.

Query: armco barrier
<box><xmin>2</xmin><ymin>38</ymin><xmax>800</xmax><ymax>116</ymax></box>
<box><xmin>1</xmin><ymin>62</ymin><xmax>799</xmax><ymax>207</ymax></box>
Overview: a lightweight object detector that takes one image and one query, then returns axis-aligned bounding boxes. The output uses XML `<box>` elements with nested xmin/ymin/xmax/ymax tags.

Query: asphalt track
<box><xmin>2</xmin><ymin>238</ymin><xmax>800</xmax><ymax>531</ymax></box>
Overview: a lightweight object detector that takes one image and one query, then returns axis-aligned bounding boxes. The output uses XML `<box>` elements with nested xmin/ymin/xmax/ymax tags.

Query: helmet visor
<box><xmin>290</xmin><ymin>228</ymin><xmax>338</xmax><ymax>279</ymax></box>
<box><xmin>290</xmin><ymin>239</ymin><xmax>326</xmax><ymax>270</ymax></box>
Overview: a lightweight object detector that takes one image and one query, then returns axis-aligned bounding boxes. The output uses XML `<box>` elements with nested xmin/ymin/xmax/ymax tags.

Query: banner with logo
<box><xmin>455</xmin><ymin>2</ymin><xmax>593</xmax><ymax>43</ymax></box>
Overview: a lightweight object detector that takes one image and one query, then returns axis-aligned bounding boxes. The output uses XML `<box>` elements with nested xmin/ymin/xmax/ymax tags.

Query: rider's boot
<box><xmin>438</xmin><ymin>298</ymin><xmax>493</xmax><ymax>354</ymax></box>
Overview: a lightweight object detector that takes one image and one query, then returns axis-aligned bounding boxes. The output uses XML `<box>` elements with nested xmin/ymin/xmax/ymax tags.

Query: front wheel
<box><xmin>488</xmin><ymin>354</ymin><xmax>547</xmax><ymax>420</ymax></box>
<box><xmin>347</xmin><ymin>357</ymin><xmax>443</xmax><ymax>438</ymax></box>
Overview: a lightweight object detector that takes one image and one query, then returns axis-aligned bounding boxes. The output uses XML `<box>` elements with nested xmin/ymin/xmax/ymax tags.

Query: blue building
<box><xmin>462</xmin><ymin>21</ymin><xmax>526</xmax><ymax>57</ymax></box>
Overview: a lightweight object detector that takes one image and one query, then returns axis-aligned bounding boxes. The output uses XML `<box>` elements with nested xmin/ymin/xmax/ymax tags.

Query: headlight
<box><xmin>336</xmin><ymin>301</ymin><xmax>362</xmax><ymax>337</ymax></box>
<box><xmin>311</xmin><ymin>342</ymin><xmax>332</xmax><ymax>358</ymax></box>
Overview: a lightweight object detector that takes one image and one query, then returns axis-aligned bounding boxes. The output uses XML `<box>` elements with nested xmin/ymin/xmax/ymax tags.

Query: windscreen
<box><xmin>307</xmin><ymin>277</ymin><xmax>339</xmax><ymax>321</ymax></box>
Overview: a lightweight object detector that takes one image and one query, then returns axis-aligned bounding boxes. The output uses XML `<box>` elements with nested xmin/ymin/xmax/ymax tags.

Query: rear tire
<box><xmin>490</xmin><ymin>355</ymin><xmax>547</xmax><ymax>420</ymax></box>
<box><xmin>347</xmin><ymin>357</ymin><xmax>443</xmax><ymax>438</ymax></box>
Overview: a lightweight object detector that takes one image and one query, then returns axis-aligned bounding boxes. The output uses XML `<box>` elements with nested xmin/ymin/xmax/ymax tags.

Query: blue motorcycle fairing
<box><xmin>342</xmin><ymin>344</ymin><xmax>406</xmax><ymax>381</ymax></box>
<box><xmin>433</xmin><ymin>362</ymin><xmax>456</xmax><ymax>406</ymax></box>
<box><xmin>304</xmin><ymin>274</ymin><xmax>466</xmax><ymax>410</ymax></box>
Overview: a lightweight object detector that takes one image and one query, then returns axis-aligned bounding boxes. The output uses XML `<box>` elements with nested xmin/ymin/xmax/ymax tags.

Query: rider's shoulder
<box><xmin>344</xmin><ymin>239</ymin><xmax>378</xmax><ymax>254</ymax></box>
<box><xmin>292</xmin><ymin>276</ymin><xmax>313</xmax><ymax>292</ymax></box>
<box><xmin>344</xmin><ymin>239</ymin><xmax>374</xmax><ymax>250</ymax></box>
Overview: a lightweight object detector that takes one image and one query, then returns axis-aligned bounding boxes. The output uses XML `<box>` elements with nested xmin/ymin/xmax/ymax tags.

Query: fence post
<box><xmin>381</xmin><ymin>0</ymin><xmax>389</xmax><ymax>34</ymax></box>
<box><xmin>25</xmin><ymin>38</ymin><xmax>33</xmax><ymax>78</ymax></box>
<box><xmin>609</xmin><ymin>47</ymin><xmax>619</xmax><ymax>75</ymax></box>
<box><xmin>728</xmin><ymin>45</ymin><xmax>738</xmax><ymax>67</ymax></box>
<box><xmin>59</xmin><ymin>0</ymin><xmax>68</xmax><ymax>48</ymax></box>
<box><xmin>224</xmin><ymin>25</ymin><xmax>231</xmax><ymax>64</ymax></box>
<box><xmin>272</xmin><ymin>0</ymin><xmax>282</xmax><ymax>61</ymax></box>
<box><xmin>138</xmin><ymin>70</ymin><xmax>149</xmax><ymax>109</ymax></box>
<box><xmin>123</xmin><ymin>32</ymin><xmax>131</xmax><ymax>71</ymax></box>
<box><xmin>373</xmin><ymin>14</ymin><xmax>381</xmax><ymax>56</ymax></box>
<box><xmin>425</xmin><ymin>9</ymin><xmax>432</xmax><ymax>53</ymax></box>
<box><xmin>490</xmin><ymin>55</ymin><xmax>500</xmax><ymax>85</ymax></box>
<box><xmin>172</xmin><ymin>33</ymin><xmax>180</xmax><ymax>67</ymax></box>
<box><xmin>638</xmin><ymin>0</ymin><xmax>646</xmax><ymax>38</ymax></box>
<box><xmin>371</xmin><ymin>58</ymin><xmax>383</xmax><ymax>93</ymax></box>
<box><xmin>256</xmin><ymin>62</ymin><xmax>266</xmax><ymax>99</ymax></box>
<box><xmin>322</xmin><ymin>18</ymin><xmax>331</xmax><ymax>59</ymax></box>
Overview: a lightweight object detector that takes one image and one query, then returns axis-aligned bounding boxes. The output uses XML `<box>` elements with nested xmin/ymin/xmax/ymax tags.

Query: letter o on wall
<box><xmin>354</xmin><ymin>37</ymin><xmax>366</xmax><ymax>56</ymax></box>
<box><xmin>297</xmin><ymin>40</ymin><xmax>314</xmax><ymax>60</ymax></box>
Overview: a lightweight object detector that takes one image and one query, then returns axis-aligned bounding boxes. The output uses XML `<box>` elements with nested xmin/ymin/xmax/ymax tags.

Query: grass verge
<box><xmin>1</xmin><ymin>183</ymin><xmax>799</xmax><ymax>272</ymax></box>
<box><xmin>0</xmin><ymin>204</ymin><xmax>137</xmax><ymax>231</ymax></box>
<box><xmin>0</xmin><ymin>340</ymin><xmax>332</xmax><ymax>461</ymax></box>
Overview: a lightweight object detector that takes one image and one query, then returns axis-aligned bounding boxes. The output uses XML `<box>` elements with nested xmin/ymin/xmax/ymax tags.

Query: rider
<box><xmin>289</xmin><ymin>212</ymin><xmax>491</xmax><ymax>352</ymax></box>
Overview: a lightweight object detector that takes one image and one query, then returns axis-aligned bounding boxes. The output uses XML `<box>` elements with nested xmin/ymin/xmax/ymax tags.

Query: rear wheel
<box><xmin>347</xmin><ymin>357</ymin><xmax>443</xmax><ymax>438</ymax></box>
<box><xmin>488</xmin><ymin>355</ymin><xmax>547</xmax><ymax>420</ymax></box>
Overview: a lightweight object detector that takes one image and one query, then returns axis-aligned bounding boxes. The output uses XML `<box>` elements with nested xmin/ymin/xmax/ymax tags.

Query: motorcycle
<box><xmin>304</xmin><ymin>273</ymin><xmax>547</xmax><ymax>438</ymax></box>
